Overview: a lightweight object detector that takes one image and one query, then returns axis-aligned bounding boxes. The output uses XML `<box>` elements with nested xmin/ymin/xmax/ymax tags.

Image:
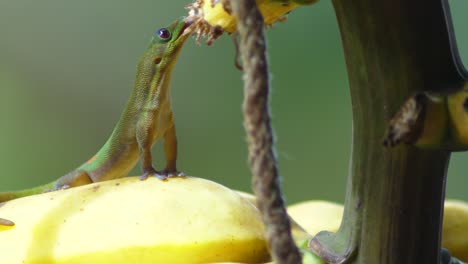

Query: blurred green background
<box><xmin>0</xmin><ymin>0</ymin><xmax>467</xmax><ymax>204</ymax></box>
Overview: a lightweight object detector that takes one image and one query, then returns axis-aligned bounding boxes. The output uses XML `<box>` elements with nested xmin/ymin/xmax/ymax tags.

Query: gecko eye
<box><xmin>157</xmin><ymin>28</ymin><xmax>171</xmax><ymax>41</ymax></box>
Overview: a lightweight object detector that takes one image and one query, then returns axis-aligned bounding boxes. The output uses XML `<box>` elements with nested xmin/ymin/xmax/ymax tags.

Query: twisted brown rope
<box><xmin>230</xmin><ymin>1</ymin><xmax>302</xmax><ymax>263</ymax></box>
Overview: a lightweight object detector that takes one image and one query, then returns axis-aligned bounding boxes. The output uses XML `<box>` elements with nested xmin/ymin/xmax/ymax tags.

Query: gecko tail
<box><xmin>0</xmin><ymin>192</ymin><xmax>16</xmax><ymax>203</ymax></box>
<box><xmin>0</xmin><ymin>182</ymin><xmax>55</xmax><ymax>203</ymax></box>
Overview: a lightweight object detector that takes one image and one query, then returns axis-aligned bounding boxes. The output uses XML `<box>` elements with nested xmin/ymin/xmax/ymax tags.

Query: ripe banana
<box><xmin>442</xmin><ymin>200</ymin><xmax>468</xmax><ymax>261</ymax></box>
<box><xmin>286</xmin><ymin>199</ymin><xmax>468</xmax><ymax>262</ymax></box>
<box><xmin>2</xmin><ymin>178</ymin><xmax>464</xmax><ymax>263</ymax></box>
<box><xmin>187</xmin><ymin>0</ymin><xmax>318</xmax><ymax>43</ymax></box>
<box><xmin>383</xmin><ymin>82</ymin><xmax>468</xmax><ymax>150</ymax></box>
<box><xmin>0</xmin><ymin>177</ymin><xmax>270</xmax><ymax>264</ymax></box>
<box><xmin>287</xmin><ymin>200</ymin><xmax>343</xmax><ymax>236</ymax></box>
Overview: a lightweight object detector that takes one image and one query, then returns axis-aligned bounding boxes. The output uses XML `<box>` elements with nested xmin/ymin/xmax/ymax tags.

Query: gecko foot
<box><xmin>162</xmin><ymin>169</ymin><xmax>186</xmax><ymax>178</ymax></box>
<box><xmin>140</xmin><ymin>168</ymin><xmax>168</xmax><ymax>181</ymax></box>
<box><xmin>140</xmin><ymin>168</ymin><xmax>186</xmax><ymax>181</ymax></box>
<box><xmin>44</xmin><ymin>184</ymin><xmax>71</xmax><ymax>193</ymax></box>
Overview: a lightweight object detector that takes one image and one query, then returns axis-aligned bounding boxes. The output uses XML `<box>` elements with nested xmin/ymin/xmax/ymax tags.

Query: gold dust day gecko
<box><xmin>0</xmin><ymin>17</ymin><xmax>193</xmax><ymax>202</ymax></box>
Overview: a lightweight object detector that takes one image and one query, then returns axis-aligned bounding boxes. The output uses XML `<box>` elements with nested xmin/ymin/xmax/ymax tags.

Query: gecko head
<box><xmin>147</xmin><ymin>17</ymin><xmax>194</xmax><ymax>67</ymax></box>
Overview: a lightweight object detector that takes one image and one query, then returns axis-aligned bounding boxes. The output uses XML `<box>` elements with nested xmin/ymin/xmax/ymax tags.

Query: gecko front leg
<box><xmin>136</xmin><ymin>112</ymin><xmax>184</xmax><ymax>181</ymax></box>
<box><xmin>137</xmin><ymin>120</ymin><xmax>168</xmax><ymax>181</ymax></box>
<box><xmin>160</xmin><ymin>117</ymin><xmax>185</xmax><ymax>178</ymax></box>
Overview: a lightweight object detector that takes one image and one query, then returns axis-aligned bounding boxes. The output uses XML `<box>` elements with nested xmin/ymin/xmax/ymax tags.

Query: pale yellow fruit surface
<box><xmin>442</xmin><ymin>199</ymin><xmax>468</xmax><ymax>261</ymax></box>
<box><xmin>0</xmin><ymin>177</ymin><xmax>270</xmax><ymax>264</ymax></box>
<box><xmin>210</xmin><ymin>248</ymin><xmax>325</xmax><ymax>264</ymax></box>
<box><xmin>287</xmin><ymin>200</ymin><xmax>343</xmax><ymax>236</ymax></box>
<box><xmin>287</xmin><ymin>199</ymin><xmax>468</xmax><ymax>261</ymax></box>
<box><xmin>201</xmin><ymin>0</ymin><xmax>318</xmax><ymax>33</ymax></box>
<box><xmin>448</xmin><ymin>85</ymin><xmax>468</xmax><ymax>146</ymax></box>
<box><xmin>236</xmin><ymin>191</ymin><xmax>311</xmax><ymax>242</ymax></box>
<box><xmin>235</xmin><ymin>190</ymin><xmax>257</xmax><ymax>204</ymax></box>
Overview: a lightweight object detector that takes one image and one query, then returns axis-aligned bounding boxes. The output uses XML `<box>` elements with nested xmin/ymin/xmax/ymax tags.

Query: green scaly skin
<box><xmin>0</xmin><ymin>18</ymin><xmax>192</xmax><ymax>203</ymax></box>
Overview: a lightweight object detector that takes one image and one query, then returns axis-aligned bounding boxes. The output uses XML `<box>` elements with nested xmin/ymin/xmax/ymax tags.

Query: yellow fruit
<box><xmin>287</xmin><ymin>200</ymin><xmax>343</xmax><ymax>236</ymax></box>
<box><xmin>188</xmin><ymin>0</ymin><xmax>319</xmax><ymax>34</ymax></box>
<box><xmin>235</xmin><ymin>191</ymin><xmax>311</xmax><ymax>241</ymax></box>
<box><xmin>235</xmin><ymin>190</ymin><xmax>257</xmax><ymax>204</ymax></box>
<box><xmin>447</xmin><ymin>83</ymin><xmax>468</xmax><ymax>146</ymax></box>
<box><xmin>0</xmin><ymin>177</ymin><xmax>270</xmax><ymax>264</ymax></box>
<box><xmin>442</xmin><ymin>199</ymin><xmax>468</xmax><ymax>261</ymax></box>
<box><xmin>287</xmin><ymin>199</ymin><xmax>468</xmax><ymax>261</ymax></box>
<box><xmin>203</xmin><ymin>0</ymin><xmax>297</xmax><ymax>33</ymax></box>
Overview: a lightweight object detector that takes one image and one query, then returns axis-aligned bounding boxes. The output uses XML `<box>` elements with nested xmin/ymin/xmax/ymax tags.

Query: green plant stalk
<box><xmin>310</xmin><ymin>0</ymin><xmax>467</xmax><ymax>263</ymax></box>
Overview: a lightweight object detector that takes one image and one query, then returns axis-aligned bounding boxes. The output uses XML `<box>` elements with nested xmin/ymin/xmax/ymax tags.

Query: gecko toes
<box><xmin>140</xmin><ymin>168</ymin><xmax>186</xmax><ymax>181</ymax></box>
<box><xmin>163</xmin><ymin>170</ymin><xmax>186</xmax><ymax>178</ymax></box>
<box><xmin>140</xmin><ymin>169</ymin><xmax>168</xmax><ymax>181</ymax></box>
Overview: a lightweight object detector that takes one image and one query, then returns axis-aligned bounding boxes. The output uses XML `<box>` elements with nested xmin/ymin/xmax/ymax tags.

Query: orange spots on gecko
<box><xmin>87</xmin><ymin>155</ymin><xmax>98</xmax><ymax>165</ymax></box>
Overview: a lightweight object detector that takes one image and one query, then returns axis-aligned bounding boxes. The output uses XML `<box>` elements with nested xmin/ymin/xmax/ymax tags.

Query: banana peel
<box><xmin>285</xmin><ymin>199</ymin><xmax>468</xmax><ymax>262</ymax></box>
<box><xmin>0</xmin><ymin>177</ymin><xmax>270</xmax><ymax>264</ymax></box>
<box><xmin>442</xmin><ymin>200</ymin><xmax>468</xmax><ymax>261</ymax></box>
<box><xmin>287</xmin><ymin>200</ymin><xmax>343</xmax><ymax>236</ymax></box>
<box><xmin>236</xmin><ymin>191</ymin><xmax>312</xmax><ymax>243</ymax></box>
<box><xmin>208</xmin><ymin>194</ymin><xmax>468</xmax><ymax>264</ymax></box>
<box><xmin>187</xmin><ymin>0</ymin><xmax>319</xmax><ymax>43</ymax></box>
<box><xmin>2</xmin><ymin>177</ymin><xmax>465</xmax><ymax>263</ymax></box>
<box><xmin>234</xmin><ymin>192</ymin><xmax>325</xmax><ymax>264</ymax></box>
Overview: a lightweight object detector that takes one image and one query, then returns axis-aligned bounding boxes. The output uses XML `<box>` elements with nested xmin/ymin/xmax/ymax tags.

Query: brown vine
<box><xmin>229</xmin><ymin>0</ymin><xmax>302</xmax><ymax>263</ymax></box>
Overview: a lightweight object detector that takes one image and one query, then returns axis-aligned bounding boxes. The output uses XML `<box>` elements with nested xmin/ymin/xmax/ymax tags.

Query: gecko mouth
<box><xmin>177</xmin><ymin>19</ymin><xmax>194</xmax><ymax>39</ymax></box>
